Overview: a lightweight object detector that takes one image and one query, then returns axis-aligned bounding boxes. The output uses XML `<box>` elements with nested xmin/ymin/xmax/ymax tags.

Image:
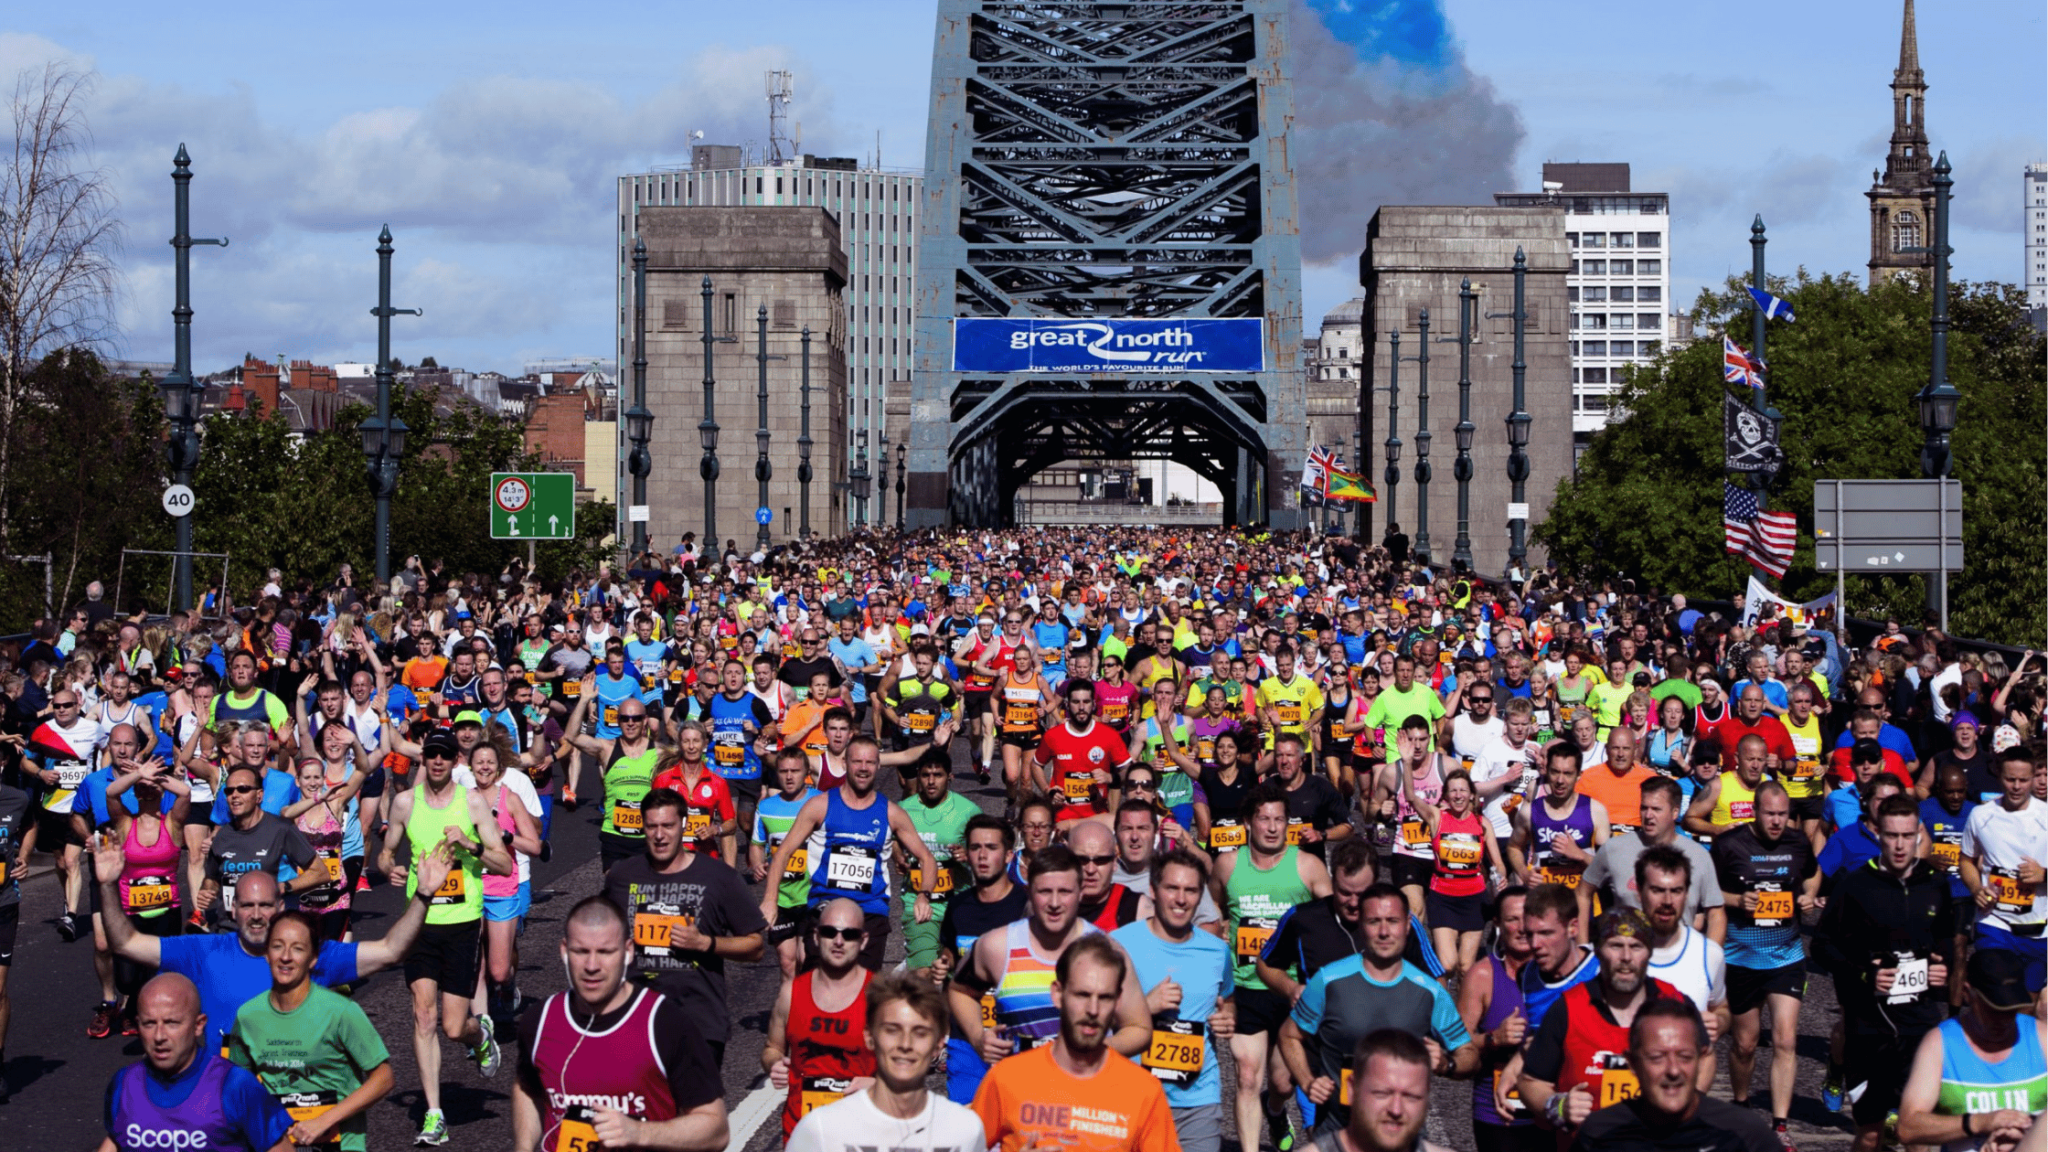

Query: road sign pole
<box><xmin>1834</xmin><ymin>479</ymin><xmax>1845</xmax><ymax>624</ymax></box>
<box><xmin>1937</xmin><ymin>476</ymin><xmax>1948</xmax><ymax>631</ymax></box>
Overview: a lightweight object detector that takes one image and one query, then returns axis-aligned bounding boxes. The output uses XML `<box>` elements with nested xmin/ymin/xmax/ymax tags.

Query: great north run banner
<box><xmin>952</xmin><ymin>317</ymin><xmax>1265</xmax><ymax>374</ymax></box>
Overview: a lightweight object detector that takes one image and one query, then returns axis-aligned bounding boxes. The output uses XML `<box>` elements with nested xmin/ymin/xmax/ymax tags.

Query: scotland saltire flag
<box><xmin>1747</xmin><ymin>286</ymin><xmax>1796</xmax><ymax>323</ymax></box>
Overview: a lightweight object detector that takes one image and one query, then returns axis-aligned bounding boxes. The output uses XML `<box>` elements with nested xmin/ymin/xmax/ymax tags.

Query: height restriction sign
<box><xmin>490</xmin><ymin>472</ymin><xmax>576</xmax><ymax>540</ymax></box>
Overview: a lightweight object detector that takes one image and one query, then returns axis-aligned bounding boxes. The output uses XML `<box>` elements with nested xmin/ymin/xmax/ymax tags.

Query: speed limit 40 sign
<box><xmin>162</xmin><ymin>483</ymin><xmax>195</xmax><ymax>519</ymax></box>
<box><xmin>490</xmin><ymin>472</ymin><xmax>575</xmax><ymax>540</ymax></box>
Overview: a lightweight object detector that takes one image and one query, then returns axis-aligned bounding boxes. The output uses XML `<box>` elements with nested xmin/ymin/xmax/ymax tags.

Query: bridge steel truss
<box><xmin>907</xmin><ymin>0</ymin><xmax>1306</xmax><ymax>528</ymax></box>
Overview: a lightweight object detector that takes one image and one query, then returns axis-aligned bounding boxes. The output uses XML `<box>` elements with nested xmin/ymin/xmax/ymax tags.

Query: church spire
<box><xmin>1897</xmin><ymin>0</ymin><xmax>1921</xmax><ymax>81</ymax></box>
<box><xmin>1881</xmin><ymin>0</ymin><xmax>1929</xmax><ymax>190</ymax></box>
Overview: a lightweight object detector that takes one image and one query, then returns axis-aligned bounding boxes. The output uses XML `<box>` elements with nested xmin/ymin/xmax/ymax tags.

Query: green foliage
<box><xmin>0</xmin><ymin>356</ymin><xmax>615</xmax><ymax>627</ymax></box>
<box><xmin>0</xmin><ymin>350</ymin><xmax>171</xmax><ymax>622</ymax></box>
<box><xmin>1536</xmin><ymin>272</ymin><xmax>2046</xmax><ymax>646</ymax></box>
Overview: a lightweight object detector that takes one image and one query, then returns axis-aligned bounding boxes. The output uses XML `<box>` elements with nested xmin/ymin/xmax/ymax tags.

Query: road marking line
<box><xmin>725</xmin><ymin>1082</ymin><xmax>782</xmax><ymax>1152</ymax></box>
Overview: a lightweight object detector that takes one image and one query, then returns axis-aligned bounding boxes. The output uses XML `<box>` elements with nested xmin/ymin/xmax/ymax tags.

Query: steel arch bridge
<box><xmin>906</xmin><ymin>0</ymin><xmax>1306</xmax><ymax>528</ymax></box>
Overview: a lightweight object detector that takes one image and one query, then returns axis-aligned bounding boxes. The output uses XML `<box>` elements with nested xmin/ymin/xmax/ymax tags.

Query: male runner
<box><xmin>1712</xmin><ymin>781</ymin><xmax>1819</xmax><ymax>1146</ymax></box>
<box><xmin>603</xmin><ymin>787</ymin><xmax>767</xmax><ymax>1072</ymax></box>
<box><xmin>99</xmin><ymin>974</ymin><xmax>293</xmax><ymax>1152</ymax></box>
<box><xmin>377</xmin><ymin>728</ymin><xmax>515</xmax><ymax>1146</ymax></box>
<box><xmin>760</xmin><ymin>736</ymin><xmax>940</xmax><ymax>970</ymax></box>
<box><xmin>1218</xmin><ymin>783</ymin><xmax>1334</xmax><ymax>1152</ymax></box>
<box><xmin>763</xmin><ymin>898</ymin><xmax>875</xmax><ymax>1136</ymax></box>
<box><xmin>512</xmin><ymin>896</ymin><xmax>729</xmax><ymax>1152</ymax></box>
<box><xmin>971</xmin><ymin>935</ymin><xmax>1179</xmax><ymax>1152</ymax></box>
<box><xmin>1112</xmin><ymin>848</ymin><xmax>1238</xmax><ymax>1152</ymax></box>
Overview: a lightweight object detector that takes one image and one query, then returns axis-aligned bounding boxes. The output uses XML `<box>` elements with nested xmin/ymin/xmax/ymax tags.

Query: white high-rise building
<box><xmin>617</xmin><ymin>144</ymin><xmax>920</xmax><ymax>525</ymax></box>
<box><xmin>1497</xmin><ymin>163</ymin><xmax>1670</xmax><ymax>447</ymax></box>
<box><xmin>2026</xmin><ymin>163</ymin><xmax>2048</xmax><ymax>309</ymax></box>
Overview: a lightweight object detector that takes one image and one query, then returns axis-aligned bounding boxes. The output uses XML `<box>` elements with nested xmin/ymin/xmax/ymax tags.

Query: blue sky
<box><xmin>4</xmin><ymin>0</ymin><xmax>2039</xmax><ymax>373</ymax></box>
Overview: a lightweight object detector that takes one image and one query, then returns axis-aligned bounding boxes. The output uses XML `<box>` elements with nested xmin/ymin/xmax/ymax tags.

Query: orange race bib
<box><xmin>1540</xmin><ymin>863</ymin><xmax>1585</xmax><ymax>890</ymax></box>
<box><xmin>1286</xmin><ymin>820</ymin><xmax>1307</xmax><ymax>846</ymax></box>
<box><xmin>1753</xmin><ymin>889</ymin><xmax>1795</xmax><ymax>924</ymax></box>
<box><xmin>1989</xmin><ymin>869</ymin><xmax>2037</xmax><ymax>915</ymax></box>
<box><xmin>905</xmin><ymin>711</ymin><xmax>936</xmax><ymax>733</ymax></box>
<box><xmin>613</xmin><ymin>802</ymin><xmax>645</xmax><ymax>833</ymax></box>
<box><xmin>980</xmin><ymin>992</ymin><xmax>999</xmax><ymax>1031</ymax></box>
<box><xmin>783</xmin><ymin>846</ymin><xmax>808</xmax><ymax>880</ymax></box>
<box><xmin>428</xmin><ymin>870</ymin><xmax>466</xmax><ymax>904</ymax></box>
<box><xmin>1236</xmin><ymin>916</ymin><xmax>1279</xmax><ymax>960</ymax></box>
<box><xmin>909</xmin><ymin>865</ymin><xmax>957</xmax><ymax>897</ymax></box>
<box><xmin>1143</xmin><ymin>1020</ymin><xmax>1206</xmax><ymax>1088</ymax></box>
<box><xmin>1930</xmin><ymin>840</ymin><xmax>1961</xmax><ymax>871</ymax></box>
<box><xmin>683</xmin><ymin>812</ymin><xmax>713</xmax><ymax>841</ymax></box>
<box><xmin>1438</xmin><ymin>834</ymin><xmax>1483</xmax><ymax>870</ymax></box>
<box><xmin>558</xmin><ymin>1105</ymin><xmax>600</xmax><ymax>1152</ymax></box>
<box><xmin>1598</xmin><ymin>1054</ymin><xmax>1641</xmax><ymax>1107</ymax></box>
<box><xmin>633</xmin><ymin>912</ymin><xmax>691</xmax><ymax>951</ymax></box>
<box><xmin>1399</xmin><ymin>817</ymin><xmax>1429</xmax><ymax>847</ymax></box>
<box><xmin>1062</xmin><ymin>774</ymin><xmax>1093</xmax><ymax>802</ymax></box>
<box><xmin>127</xmin><ymin>877</ymin><xmax>176</xmax><ymax>911</ymax></box>
<box><xmin>1208</xmin><ymin>822</ymin><xmax>1247</xmax><ymax>850</ymax></box>
<box><xmin>275</xmin><ymin>1092</ymin><xmax>340</xmax><ymax>1146</ymax></box>
<box><xmin>800</xmin><ymin>1075</ymin><xmax>853</xmax><ymax>1117</ymax></box>
<box><xmin>563</xmin><ymin>679</ymin><xmax>582</xmax><ymax>699</ymax></box>
<box><xmin>321</xmin><ymin>854</ymin><xmax>344</xmax><ymax>882</ymax></box>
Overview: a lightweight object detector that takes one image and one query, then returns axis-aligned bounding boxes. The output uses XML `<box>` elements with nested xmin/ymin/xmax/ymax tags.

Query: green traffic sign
<box><xmin>490</xmin><ymin>472</ymin><xmax>576</xmax><ymax>540</ymax></box>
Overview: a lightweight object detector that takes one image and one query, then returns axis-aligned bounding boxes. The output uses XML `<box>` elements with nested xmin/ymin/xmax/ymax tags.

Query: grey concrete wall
<box><xmin>638</xmin><ymin>207</ymin><xmax>850</xmax><ymax>549</ymax></box>
<box><xmin>1359</xmin><ymin>206</ymin><xmax>1575</xmax><ymax>575</ymax></box>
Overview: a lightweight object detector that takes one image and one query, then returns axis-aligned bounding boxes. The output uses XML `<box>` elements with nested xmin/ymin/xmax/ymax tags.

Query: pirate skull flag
<box><xmin>1724</xmin><ymin>394</ymin><xmax>1780</xmax><ymax>473</ymax></box>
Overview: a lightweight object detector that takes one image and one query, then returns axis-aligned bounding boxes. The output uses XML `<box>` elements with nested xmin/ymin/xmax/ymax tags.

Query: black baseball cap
<box><xmin>421</xmin><ymin>729</ymin><xmax>461</xmax><ymax>759</ymax></box>
<box><xmin>1966</xmin><ymin>948</ymin><xmax>2034</xmax><ymax>1011</ymax></box>
<box><xmin>1850</xmin><ymin>738</ymin><xmax>1885</xmax><ymax>765</ymax></box>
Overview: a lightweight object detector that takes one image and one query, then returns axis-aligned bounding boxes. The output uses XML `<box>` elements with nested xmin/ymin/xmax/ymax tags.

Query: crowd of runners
<box><xmin>0</xmin><ymin>526</ymin><xmax>2042</xmax><ymax>1152</ymax></box>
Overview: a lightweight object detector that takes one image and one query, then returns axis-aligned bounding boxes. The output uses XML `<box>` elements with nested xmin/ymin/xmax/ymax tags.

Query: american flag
<box><xmin>1724</xmin><ymin>482</ymin><xmax>1796</xmax><ymax>578</ymax></box>
<box><xmin>1723</xmin><ymin>336</ymin><xmax>1761</xmax><ymax>388</ymax></box>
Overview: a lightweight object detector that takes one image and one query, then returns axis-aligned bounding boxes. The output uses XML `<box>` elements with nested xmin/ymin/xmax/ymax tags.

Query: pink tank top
<box><xmin>296</xmin><ymin>794</ymin><xmax>350</xmax><ymax>912</ymax></box>
<box><xmin>484</xmin><ymin>785</ymin><xmax>521</xmax><ymax>899</ymax></box>
<box><xmin>120</xmin><ymin>817</ymin><xmax>181</xmax><ymax>918</ymax></box>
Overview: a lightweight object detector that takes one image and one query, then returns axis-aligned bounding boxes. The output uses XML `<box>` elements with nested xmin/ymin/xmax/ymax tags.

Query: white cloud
<box><xmin>9</xmin><ymin>38</ymin><xmax>856</xmax><ymax>373</ymax></box>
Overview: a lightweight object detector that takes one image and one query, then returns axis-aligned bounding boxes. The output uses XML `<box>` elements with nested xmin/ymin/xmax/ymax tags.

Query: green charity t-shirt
<box><xmin>228</xmin><ymin>983</ymin><xmax>390</xmax><ymax>1152</ymax></box>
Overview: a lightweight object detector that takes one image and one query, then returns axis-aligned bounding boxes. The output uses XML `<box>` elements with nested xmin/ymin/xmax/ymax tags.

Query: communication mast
<box><xmin>765</xmin><ymin>70</ymin><xmax>794</xmax><ymax>164</ymax></box>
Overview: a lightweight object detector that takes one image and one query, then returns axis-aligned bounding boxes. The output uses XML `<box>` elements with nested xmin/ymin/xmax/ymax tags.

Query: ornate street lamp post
<box><xmin>161</xmin><ymin>144</ymin><xmax>226</xmax><ymax>612</ymax></box>
<box><xmin>364</xmin><ymin>226</ymin><xmax>419</xmax><ymax>589</ymax></box>
<box><xmin>624</xmin><ymin>237</ymin><xmax>653</xmax><ymax>556</ymax></box>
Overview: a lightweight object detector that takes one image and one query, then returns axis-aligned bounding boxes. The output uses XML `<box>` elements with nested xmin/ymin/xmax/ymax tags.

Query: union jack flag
<box><xmin>1724</xmin><ymin>336</ymin><xmax>1763</xmax><ymax>389</ymax></box>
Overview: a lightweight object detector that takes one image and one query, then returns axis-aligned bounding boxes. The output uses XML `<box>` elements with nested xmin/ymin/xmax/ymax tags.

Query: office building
<box><xmin>1495</xmin><ymin>163</ymin><xmax>1670</xmax><ymax>443</ymax></box>
<box><xmin>2027</xmin><ymin>163</ymin><xmax>2047</xmax><ymax>309</ymax></box>
<box><xmin>617</xmin><ymin>145</ymin><xmax>919</xmax><ymax>526</ymax></box>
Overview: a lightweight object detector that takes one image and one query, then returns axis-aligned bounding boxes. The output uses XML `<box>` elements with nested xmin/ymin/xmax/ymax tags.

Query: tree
<box><xmin>418</xmin><ymin>356</ymin><xmax>439</xmax><ymax>369</ymax></box>
<box><xmin>0</xmin><ymin>64</ymin><xmax>120</xmax><ymax>552</ymax></box>
<box><xmin>1535</xmin><ymin>272</ymin><xmax>2046</xmax><ymax>647</ymax></box>
<box><xmin>0</xmin><ymin>350</ymin><xmax>168</xmax><ymax>623</ymax></box>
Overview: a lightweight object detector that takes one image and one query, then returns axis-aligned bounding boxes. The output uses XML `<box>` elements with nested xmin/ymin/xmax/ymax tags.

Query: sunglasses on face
<box><xmin>223</xmin><ymin>785</ymin><xmax>260</xmax><ymax>795</ymax></box>
<box><xmin>815</xmin><ymin>925</ymin><xmax>866</xmax><ymax>942</ymax></box>
<box><xmin>1074</xmin><ymin>853</ymin><xmax>1117</xmax><ymax>867</ymax></box>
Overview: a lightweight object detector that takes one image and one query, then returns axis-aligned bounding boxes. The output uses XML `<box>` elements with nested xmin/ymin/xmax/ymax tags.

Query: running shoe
<box><xmin>471</xmin><ymin>1015</ymin><xmax>502</xmax><ymax>1078</ymax></box>
<box><xmin>1821</xmin><ymin>1065</ymin><xmax>1845</xmax><ymax>1112</ymax></box>
<box><xmin>1773</xmin><ymin>1122</ymin><xmax>1797</xmax><ymax>1152</ymax></box>
<box><xmin>1266</xmin><ymin>1106</ymin><xmax>1295</xmax><ymax>1152</ymax></box>
<box><xmin>87</xmin><ymin>1002</ymin><xmax>117</xmax><ymax>1039</ymax></box>
<box><xmin>415</xmin><ymin>1110</ymin><xmax>449</xmax><ymax>1146</ymax></box>
<box><xmin>119</xmin><ymin>1003</ymin><xmax>139</xmax><ymax>1037</ymax></box>
<box><xmin>561</xmin><ymin>788</ymin><xmax>579</xmax><ymax>811</ymax></box>
<box><xmin>56</xmin><ymin>912</ymin><xmax>79</xmax><ymax>943</ymax></box>
<box><xmin>187</xmin><ymin>910</ymin><xmax>210</xmax><ymax>932</ymax></box>
<box><xmin>976</xmin><ymin>765</ymin><xmax>991</xmax><ymax>786</ymax></box>
<box><xmin>355</xmin><ymin>874</ymin><xmax>373</xmax><ymax>893</ymax></box>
